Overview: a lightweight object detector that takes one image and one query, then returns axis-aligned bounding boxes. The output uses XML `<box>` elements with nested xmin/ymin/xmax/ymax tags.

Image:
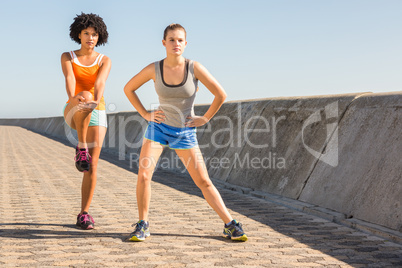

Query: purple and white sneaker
<box><xmin>74</xmin><ymin>147</ymin><xmax>92</xmax><ymax>172</ymax></box>
<box><xmin>76</xmin><ymin>212</ymin><xmax>95</xmax><ymax>230</ymax></box>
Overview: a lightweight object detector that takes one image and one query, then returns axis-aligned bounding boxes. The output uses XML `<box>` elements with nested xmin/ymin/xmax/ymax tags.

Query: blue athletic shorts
<box><xmin>63</xmin><ymin>104</ymin><xmax>108</xmax><ymax>128</ymax></box>
<box><xmin>144</xmin><ymin>122</ymin><xmax>197</xmax><ymax>149</ymax></box>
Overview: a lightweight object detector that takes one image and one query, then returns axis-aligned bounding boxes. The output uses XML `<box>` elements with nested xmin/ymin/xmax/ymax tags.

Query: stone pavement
<box><xmin>0</xmin><ymin>126</ymin><xmax>401</xmax><ymax>268</ymax></box>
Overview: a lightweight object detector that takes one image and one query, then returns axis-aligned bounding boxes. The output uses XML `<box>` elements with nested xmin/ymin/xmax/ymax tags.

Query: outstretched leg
<box><xmin>175</xmin><ymin>146</ymin><xmax>232</xmax><ymax>223</ymax></box>
<box><xmin>175</xmin><ymin>146</ymin><xmax>247</xmax><ymax>241</ymax></box>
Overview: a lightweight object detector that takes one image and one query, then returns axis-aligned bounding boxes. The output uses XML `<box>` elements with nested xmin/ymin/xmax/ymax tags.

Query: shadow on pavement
<box><xmin>0</xmin><ymin>223</ymin><xmax>228</xmax><ymax>243</ymax></box>
<box><xmin>0</xmin><ymin>223</ymin><xmax>126</xmax><ymax>240</ymax></box>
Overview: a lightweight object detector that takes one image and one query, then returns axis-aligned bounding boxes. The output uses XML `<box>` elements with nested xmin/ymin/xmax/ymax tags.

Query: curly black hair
<box><xmin>69</xmin><ymin>12</ymin><xmax>108</xmax><ymax>46</ymax></box>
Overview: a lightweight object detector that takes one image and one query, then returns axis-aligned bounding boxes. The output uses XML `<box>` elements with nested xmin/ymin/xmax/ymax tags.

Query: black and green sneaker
<box><xmin>223</xmin><ymin>219</ymin><xmax>247</xmax><ymax>241</ymax></box>
<box><xmin>129</xmin><ymin>220</ymin><xmax>150</xmax><ymax>242</ymax></box>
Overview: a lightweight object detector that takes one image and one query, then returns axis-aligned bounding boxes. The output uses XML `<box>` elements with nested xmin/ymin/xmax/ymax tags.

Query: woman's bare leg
<box><xmin>136</xmin><ymin>139</ymin><xmax>164</xmax><ymax>221</ymax></box>
<box><xmin>63</xmin><ymin>91</ymin><xmax>93</xmax><ymax>148</ymax></box>
<box><xmin>80</xmin><ymin>125</ymin><xmax>107</xmax><ymax>213</ymax></box>
<box><xmin>175</xmin><ymin>146</ymin><xmax>233</xmax><ymax>223</ymax></box>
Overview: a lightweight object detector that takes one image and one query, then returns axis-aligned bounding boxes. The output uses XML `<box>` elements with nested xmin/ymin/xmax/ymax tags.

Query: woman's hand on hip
<box><xmin>185</xmin><ymin>116</ymin><xmax>209</xmax><ymax>127</ymax></box>
<box><xmin>145</xmin><ymin>110</ymin><xmax>165</xmax><ymax>123</ymax></box>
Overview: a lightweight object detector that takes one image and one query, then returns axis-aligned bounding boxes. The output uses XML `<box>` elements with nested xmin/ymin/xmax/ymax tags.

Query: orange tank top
<box><xmin>66</xmin><ymin>51</ymin><xmax>106</xmax><ymax>110</ymax></box>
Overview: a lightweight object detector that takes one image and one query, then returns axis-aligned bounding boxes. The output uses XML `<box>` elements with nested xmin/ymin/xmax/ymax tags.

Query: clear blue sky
<box><xmin>0</xmin><ymin>0</ymin><xmax>401</xmax><ymax>118</ymax></box>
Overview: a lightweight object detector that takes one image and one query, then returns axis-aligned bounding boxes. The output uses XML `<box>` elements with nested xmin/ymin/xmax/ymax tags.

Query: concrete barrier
<box><xmin>0</xmin><ymin>117</ymin><xmax>69</xmax><ymax>142</ymax></box>
<box><xmin>200</xmin><ymin>93</ymin><xmax>361</xmax><ymax>200</ymax></box>
<box><xmin>299</xmin><ymin>92</ymin><xmax>402</xmax><ymax>231</ymax></box>
<box><xmin>1</xmin><ymin>92</ymin><xmax>401</xmax><ymax>237</ymax></box>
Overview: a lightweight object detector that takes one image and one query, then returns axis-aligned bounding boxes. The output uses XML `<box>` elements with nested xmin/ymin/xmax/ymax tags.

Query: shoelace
<box><xmin>131</xmin><ymin>222</ymin><xmax>145</xmax><ymax>233</ymax></box>
<box><xmin>226</xmin><ymin>221</ymin><xmax>242</xmax><ymax>232</ymax></box>
<box><xmin>233</xmin><ymin>222</ymin><xmax>244</xmax><ymax>234</ymax></box>
<box><xmin>80</xmin><ymin>214</ymin><xmax>94</xmax><ymax>224</ymax></box>
<box><xmin>75</xmin><ymin>149</ymin><xmax>91</xmax><ymax>163</ymax></box>
<box><xmin>79</xmin><ymin>150</ymin><xmax>88</xmax><ymax>161</ymax></box>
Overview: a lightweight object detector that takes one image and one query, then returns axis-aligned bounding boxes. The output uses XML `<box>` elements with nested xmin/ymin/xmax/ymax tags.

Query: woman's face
<box><xmin>162</xmin><ymin>29</ymin><xmax>187</xmax><ymax>56</ymax></box>
<box><xmin>78</xmin><ymin>27</ymin><xmax>99</xmax><ymax>48</ymax></box>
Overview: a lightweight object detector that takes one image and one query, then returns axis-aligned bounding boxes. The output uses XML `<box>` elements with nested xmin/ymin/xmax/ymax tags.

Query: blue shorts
<box><xmin>63</xmin><ymin>104</ymin><xmax>108</xmax><ymax>128</ymax></box>
<box><xmin>144</xmin><ymin>122</ymin><xmax>197</xmax><ymax>149</ymax></box>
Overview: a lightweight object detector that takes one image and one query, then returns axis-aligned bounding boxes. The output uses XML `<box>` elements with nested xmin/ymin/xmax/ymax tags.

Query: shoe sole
<box><xmin>128</xmin><ymin>235</ymin><xmax>149</xmax><ymax>242</ymax></box>
<box><xmin>223</xmin><ymin>234</ymin><xmax>248</xmax><ymax>242</ymax></box>
<box><xmin>76</xmin><ymin>221</ymin><xmax>94</xmax><ymax>230</ymax></box>
<box><xmin>76</xmin><ymin>224</ymin><xmax>94</xmax><ymax>230</ymax></box>
<box><xmin>231</xmin><ymin>234</ymin><xmax>248</xmax><ymax>242</ymax></box>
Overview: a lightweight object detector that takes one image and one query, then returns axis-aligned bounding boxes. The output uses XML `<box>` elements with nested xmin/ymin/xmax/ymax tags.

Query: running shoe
<box><xmin>76</xmin><ymin>212</ymin><xmax>95</xmax><ymax>230</ymax></box>
<box><xmin>223</xmin><ymin>219</ymin><xmax>248</xmax><ymax>241</ymax></box>
<box><xmin>74</xmin><ymin>147</ymin><xmax>92</xmax><ymax>172</ymax></box>
<box><xmin>128</xmin><ymin>220</ymin><xmax>150</xmax><ymax>242</ymax></box>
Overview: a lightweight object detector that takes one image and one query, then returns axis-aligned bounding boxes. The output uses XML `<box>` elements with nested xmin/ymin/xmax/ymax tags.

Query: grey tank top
<box><xmin>154</xmin><ymin>59</ymin><xmax>198</xmax><ymax>128</ymax></box>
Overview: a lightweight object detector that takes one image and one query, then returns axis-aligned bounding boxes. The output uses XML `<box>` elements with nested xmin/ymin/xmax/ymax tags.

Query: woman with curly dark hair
<box><xmin>61</xmin><ymin>12</ymin><xmax>111</xmax><ymax>230</ymax></box>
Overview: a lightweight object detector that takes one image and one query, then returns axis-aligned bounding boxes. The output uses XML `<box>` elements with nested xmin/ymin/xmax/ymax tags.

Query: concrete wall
<box><xmin>1</xmin><ymin>92</ymin><xmax>401</xmax><ymax>234</ymax></box>
<box><xmin>299</xmin><ymin>92</ymin><xmax>402</xmax><ymax>231</ymax></box>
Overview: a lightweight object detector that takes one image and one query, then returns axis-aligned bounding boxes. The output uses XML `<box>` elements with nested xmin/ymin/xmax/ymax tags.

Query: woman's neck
<box><xmin>164</xmin><ymin>55</ymin><xmax>185</xmax><ymax>67</ymax></box>
<box><xmin>76</xmin><ymin>47</ymin><xmax>96</xmax><ymax>57</ymax></box>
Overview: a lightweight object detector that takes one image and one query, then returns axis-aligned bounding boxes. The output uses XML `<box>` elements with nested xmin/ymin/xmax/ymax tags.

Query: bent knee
<box><xmin>63</xmin><ymin>104</ymin><xmax>76</xmax><ymax>129</ymax></box>
<box><xmin>76</xmin><ymin>91</ymin><xmax>93</xmax><ymax>102</ymax></box>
